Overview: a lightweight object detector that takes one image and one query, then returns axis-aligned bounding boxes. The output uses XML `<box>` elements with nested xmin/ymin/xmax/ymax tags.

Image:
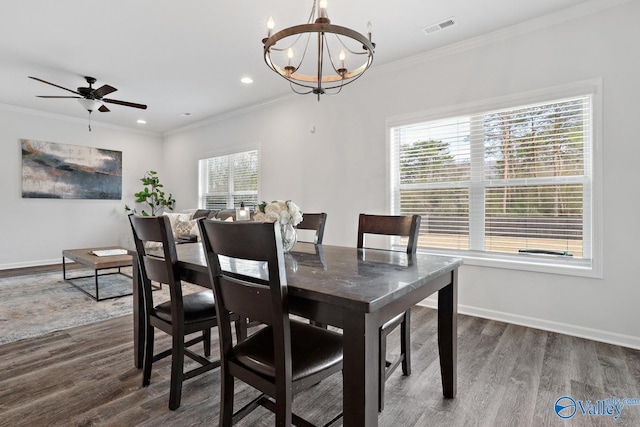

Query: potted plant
<box><xmin>125</xmin><ymin>170</ymin><xmax>176</xmax><ymax>216</ymax></box>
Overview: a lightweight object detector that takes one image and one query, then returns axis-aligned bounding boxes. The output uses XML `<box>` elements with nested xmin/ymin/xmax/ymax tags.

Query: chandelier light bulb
<box><xmin>319</xmin><ymin>0</ymin><xmax>328</xmax><ymax>18</ymax></box>
<box><xmin>286</xmin><ymin>48</ymin><xmax>295</xmax><ymax>76</ymax></box>
<box><xmin>339</xmin><ymin>49</ymin><xmax>346</xmax><ymax>68</ymax></box>
<box><xmin>267</xmin><ymin>16</ymin><xmax>275</xmax><ymax>37</ymax></box>
<box><xmin>367</xmin><ymin>21</ymin><xmax>373</xmax><ymax>40</ymax></box>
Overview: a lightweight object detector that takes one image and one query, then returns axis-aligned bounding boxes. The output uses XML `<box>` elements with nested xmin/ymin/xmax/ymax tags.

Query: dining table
<box><xmin>130</xmin><ymin>242</ymin><xmax>462</xmax><ymax>427</ymax></box>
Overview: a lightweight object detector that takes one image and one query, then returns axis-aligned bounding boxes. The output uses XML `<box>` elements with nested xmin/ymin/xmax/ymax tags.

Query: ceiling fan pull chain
<box><xmin>88</xmin><ymin>112</ymin><xmax>92</xmax><ymax>132</ymax></box>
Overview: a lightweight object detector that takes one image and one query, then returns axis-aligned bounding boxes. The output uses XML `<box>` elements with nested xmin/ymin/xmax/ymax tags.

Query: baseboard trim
<box><xmin>0</xmin><ymin>258</ymin><xmax>62</xmax><ymax>271</ymax></box>
<box><xmin>418</xmin><ymin>298</ymin><xmax>640</xmax><ymax>350</ymax></box>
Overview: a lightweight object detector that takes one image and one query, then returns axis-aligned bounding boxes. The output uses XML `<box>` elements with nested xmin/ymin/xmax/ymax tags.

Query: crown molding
<box><xmin>163</xmin><ymin>92</ymin><xmax>295</xmax><ymax>137</ymax></box>
<box><xmin>372</xmin><ymin>0</ymin><xmax>631</xmax><ymax>76</ymax></box>
<box><xmin>0</xmin><ymin>102</ymin><xmax>162</xmax><ymax>137</ymax></box>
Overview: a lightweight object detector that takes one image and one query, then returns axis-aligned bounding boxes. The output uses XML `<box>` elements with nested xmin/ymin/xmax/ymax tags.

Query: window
<box><xmin>390</xmin><ymin>87</ymin><xmax>600</xmax><ymax>276</ymax></box>
<box><xmin>198</xmin><ymin>149</ymin><xmax>258</xmax><ymax>210</ymax></box>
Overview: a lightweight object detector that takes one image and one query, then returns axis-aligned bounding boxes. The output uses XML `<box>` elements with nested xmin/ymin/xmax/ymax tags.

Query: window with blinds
<box><xmin>198</xmin><ymin>149</ymin><xmax>258</xmax><ymax>210</ymax></box>
<box><xmin>390</xmin><ymin>94</ymin><xmax>593</xmax><ymax>267</ymax></box>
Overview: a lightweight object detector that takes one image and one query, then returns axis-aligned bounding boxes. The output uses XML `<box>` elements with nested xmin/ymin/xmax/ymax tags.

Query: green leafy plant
<box><xmin>125</xmin><ymin>170</ymin><xmax>176</xmax><ymax>216</ymax></box>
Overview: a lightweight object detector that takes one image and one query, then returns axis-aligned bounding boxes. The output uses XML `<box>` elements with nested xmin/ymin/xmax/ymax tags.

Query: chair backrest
<box><xmin>199</xmin><ymin>220</ymin><xmax>291</xmax><ymax>364</ymax></box>
<box><xmin>357</xmin><ymin>213</ymin><xmax>421</xmax><ymax>254</ymax></box>
<box><xmin>296</xmin><ymin>212</ymin><xmax>328</xmax><ymax>244</ymax></box>
<box><xmin>192</xmin><ymin>209</ymin><xmax>215</xmax><ymax>219</ymax></box>
<box><xmin>128</xmin><ymin>214</ymin><xmax>185</xmax><ymax>318</ymax></box>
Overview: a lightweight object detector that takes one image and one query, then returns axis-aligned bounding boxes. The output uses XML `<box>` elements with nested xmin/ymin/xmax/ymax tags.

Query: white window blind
<box><xmin>198</xmin><ymin>150</ymin><xmax>258</xmax><ymax>210</ymax></box>
<box><xmin>390</xmin><ymin>94</ymin><xmax>593</xmax><ymax>266</ymax></box>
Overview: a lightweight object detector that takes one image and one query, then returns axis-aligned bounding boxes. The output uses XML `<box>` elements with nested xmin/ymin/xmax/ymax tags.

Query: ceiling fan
<box><xmin>29</xmin><ymin>75</ymin><xmax>147</xmax><ymax>130</ymax></box>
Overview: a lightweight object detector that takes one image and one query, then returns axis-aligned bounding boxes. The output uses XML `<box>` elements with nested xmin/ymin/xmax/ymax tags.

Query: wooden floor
<box><xmin>1</xmin><ymin>301</ymin><xmax>639</xmax><ymax>427</ymax></box>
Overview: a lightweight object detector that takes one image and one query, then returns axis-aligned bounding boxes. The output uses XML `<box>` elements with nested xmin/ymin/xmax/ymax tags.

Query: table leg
<box><xmin>438</xmin><ymin>269</ymin><xmax>458</xmax><ymax>398</ymax></box>
<box><xmin>95</xmin><ymin>269</ymin><xmax>100</xmax><ymax>301</ymax></box>
<box><xmin>132</xmin><ymin>255</ymin><xmax>144</xmax><ymax>369</ymax></box>
<box><xmin>342</xmin><ymin>311</ymin><xmax>379</xmax><ymax>427</ymax></box>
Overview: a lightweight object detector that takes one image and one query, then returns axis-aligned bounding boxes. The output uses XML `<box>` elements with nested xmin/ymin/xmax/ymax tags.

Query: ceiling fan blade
<box><xmin>37</xmin><ymin>95</ymin><xmax>81</xmax><ymax>99</ymax></box>
<box><xmin>28</xmin><ymin>76</ymin><xmax>81</xmax><ymax>95</ymax></box>
<box><xmin>92</xmin><ymin>84</ymin><xmax>117</xmax><ymax>99</ymax></box>
<box><xmin>103</xmin><ymin>98</ymin><xmax>147</xmax><ymax>110</ymax></box>
<box><xmin>98</xmin><ymin>104</ymin><xmax>111</xmax><ymax>113</ymax></box>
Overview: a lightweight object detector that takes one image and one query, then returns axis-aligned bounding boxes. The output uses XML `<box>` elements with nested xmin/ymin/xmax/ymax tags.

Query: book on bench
<box><xmin>90</xmin><ymin>249</ymin><xmax>128</xmax><ymax>257</ymax></box>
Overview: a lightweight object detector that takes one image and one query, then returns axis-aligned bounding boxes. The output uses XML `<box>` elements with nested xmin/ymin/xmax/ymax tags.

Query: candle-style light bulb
<box><xmin>339</xmin><ymin>49</ymin><xmax>346</xmax><ymax>67</ymax></box>
<box><xmin>367</xmin><ymin>21</ymin><xmax>373</xmax><ymax>41</ymax></box>
<box><xmin>267</xmin><ymin>16</ymin><xmax>275</xmax><ymax>37</ymax></box>
<box><xmin>319</xmin><ymin>0</ymin><xmax>328</xmax><ymax>18</ymax></box>
<box><xmin>284</xmin><ymin>48</ymin><xmax>296</xmax><ymax>77</ymax></box>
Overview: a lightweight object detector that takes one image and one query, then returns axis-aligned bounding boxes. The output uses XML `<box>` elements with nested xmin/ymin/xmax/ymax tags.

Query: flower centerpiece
<box><xmin>253</xmin><ymin>200</ymin><xmax>303</xmax><ymax>252</ymax></box>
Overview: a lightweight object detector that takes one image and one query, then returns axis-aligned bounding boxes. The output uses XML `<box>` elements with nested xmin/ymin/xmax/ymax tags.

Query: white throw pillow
<box><xmin>175</xmin><ymin>219</ymin><xmax>200</xmax><ymax>238</ymax></box>
<box><xmin>162</xmin><ymin>212</ymin><xmax>190</xmax><ymax>238</ymax></box>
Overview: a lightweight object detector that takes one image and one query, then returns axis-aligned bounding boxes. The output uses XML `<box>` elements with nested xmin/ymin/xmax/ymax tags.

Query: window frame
<box><xmin>198</xmin><ymin>147</ymin><xmax>259</xmax><ymax>211</ymax></box>
<box><xmin>387</xmin><ymin>79</ymin><xmax>603</xmax><ymax>278</ymax></box>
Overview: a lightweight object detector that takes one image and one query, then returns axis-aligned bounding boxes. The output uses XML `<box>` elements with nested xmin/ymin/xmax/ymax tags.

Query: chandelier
<box><xmin>262</xmin><ymin>0</ymin><xmax>375</xmax><ymax>100</ymax></box>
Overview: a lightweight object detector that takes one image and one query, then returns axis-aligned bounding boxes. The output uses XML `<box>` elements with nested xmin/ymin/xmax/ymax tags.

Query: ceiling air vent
<box><xmin>423</xmin><ymin>17</ymin><xmax>457</xmax><ymax>35</ymax></box>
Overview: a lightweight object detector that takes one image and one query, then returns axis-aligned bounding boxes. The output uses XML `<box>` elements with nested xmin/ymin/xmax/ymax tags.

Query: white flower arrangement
<box><xmin>253</xmin><ymin>200</ymin><xmax>303</xmax><ymax>226</ymax></box>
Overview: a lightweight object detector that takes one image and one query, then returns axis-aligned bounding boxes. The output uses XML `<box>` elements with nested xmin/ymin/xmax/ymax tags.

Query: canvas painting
<box><xmin>21</xmin><ymin>139</ymin><xmax>122</xmax><ymax>199</ymax></box>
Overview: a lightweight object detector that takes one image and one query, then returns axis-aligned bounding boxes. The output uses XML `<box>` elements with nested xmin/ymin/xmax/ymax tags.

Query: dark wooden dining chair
<box><xmin>129</xmin><ymin>214</ymin><xmax>240</xmax><ymax>410</ymax></box>
<box><xmin>199</xmin><ymin>220</ymin><xmax>344</xmax><ymax>427</ymax></box>
<box><xmin>357</xmin><ymin>213</ymin><xmax>421</xmax><ymax>411</ymax></box>
<box><xmin>296</xmin><ymin>212</ymin><xmax>328</xmax><ymax>244</ymax></box>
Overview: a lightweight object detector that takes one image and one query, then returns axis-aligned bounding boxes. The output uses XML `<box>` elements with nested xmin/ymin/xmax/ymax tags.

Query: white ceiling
<box><xmin>0</xmin><ymin>0</ymin><xmax>591</xmax><ymax>134</ymax></box>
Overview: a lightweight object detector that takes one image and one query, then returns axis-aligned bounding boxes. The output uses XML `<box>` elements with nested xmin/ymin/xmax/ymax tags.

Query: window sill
<box><xmin>417</xmin><ymin>248</ymin><xmax>601</xmax><ymax>279</ymax></box>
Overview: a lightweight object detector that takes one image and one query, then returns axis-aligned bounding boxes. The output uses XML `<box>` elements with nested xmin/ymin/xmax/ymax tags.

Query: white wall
<box><xmin>0</xmin><ymin>106</ymin><xmax>164</xmax><ymax>268</ymax></box>
<box><xmin>162</xmin><ymin>0</ymin><xmax>640</xmax><ymax>348</ymax></box>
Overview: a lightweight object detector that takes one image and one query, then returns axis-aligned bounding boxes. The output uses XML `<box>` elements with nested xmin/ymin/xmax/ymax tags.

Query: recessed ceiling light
<box><xmin>180</xmin><ymin>112</ymin><xmax>192</xmax><ymax>117</ymax></box>
<box><xmin>241</xmin><ymin>77</ymin><xmax>254</xmax><ymax>84</ymax></box>
<box><xmin>136</xmin><ymin>119</ymin><xmax>147</xmax><ymax>124</ymax></box>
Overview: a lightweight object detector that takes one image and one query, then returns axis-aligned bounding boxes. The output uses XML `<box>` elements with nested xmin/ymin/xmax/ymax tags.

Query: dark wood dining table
<box><xmin>131</xmin><ymin>242</ymin><xmax>462</xmax><ymax>426</ymax></box>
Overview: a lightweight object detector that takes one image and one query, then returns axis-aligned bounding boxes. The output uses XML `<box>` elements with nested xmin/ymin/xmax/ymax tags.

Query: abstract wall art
<box><xmin>21</xmin><ymin>139</ymin><xmax>122</xmax><ymax>199</ymax></box>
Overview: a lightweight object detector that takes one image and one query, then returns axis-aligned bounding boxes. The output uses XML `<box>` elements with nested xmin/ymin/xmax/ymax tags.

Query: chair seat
<box><xmin>154</xmin><ymin>291</ymin><xmax>215</xmax><ymax>324</ymax></box>
<box><xmin>233</xmin><ymin>320</ymin><xmax>343</xmax><ymax>381</ymax></box>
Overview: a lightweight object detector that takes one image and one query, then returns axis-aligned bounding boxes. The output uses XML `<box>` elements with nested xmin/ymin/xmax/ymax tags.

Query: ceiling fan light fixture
<box><xmin>77</xmin><ymin>98</ymin><xmax>103</xmax><ymax>112</ymax></box>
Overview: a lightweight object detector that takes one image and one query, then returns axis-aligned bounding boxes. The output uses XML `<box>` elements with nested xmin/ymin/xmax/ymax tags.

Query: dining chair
<box><xmin>199</xmin><ymin>220</ymin><xmax>344</xmax><ymax>427</ymax></box>
<box><xmin>357</xmin><ymin>213</ymin><xmax>421</xmax><ymax>411</ymax></box>
<box><xmin>129</xmin><ymin>214</ymin><xmax>242</xmax><ymax>410</ymax></box>
<box><xmin>296</xmin><ymin>212</ymin><xmax>328</xmax><ymax>244</ymax></box>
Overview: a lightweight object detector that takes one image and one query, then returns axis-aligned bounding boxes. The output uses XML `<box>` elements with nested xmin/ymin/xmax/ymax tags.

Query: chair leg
<box><xmin>203</xmin><ymin>328</ymin><xmax>211</xmax><ymax>357</ymax></box>
<box><xmin>220</xmin><ymin>366</ymin><xmax>235</xmax><ymax>427</ymax></box>
<box><xmin>275</xmin><ymin>384</ymin><xmax>293</xmax><ymax>427</ymax></box>
<box><xmin>401</xmin><ymin>310</ymin><xmax>411</xmax><ymax>376</ymax></box>
<box><xmin>378</xmin><ymin>328</ymin><xmax>387</xmax><ymax>412</ymax></box>
<box><xmin>168</xmin><ymin>332</ymin><xmax>185</xmax><ymax>410</ymax></box>
<box><xmin>142</xmin><ymin>326</ymin><xmax>154</xmax><ymax>387</ymax></box>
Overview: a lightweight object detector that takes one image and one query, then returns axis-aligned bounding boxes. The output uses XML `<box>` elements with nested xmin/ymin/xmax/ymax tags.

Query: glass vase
<box><xmin>280</xmin><ymin>223</ymin><xmax>297</xmax><ymax>253</ymax></box>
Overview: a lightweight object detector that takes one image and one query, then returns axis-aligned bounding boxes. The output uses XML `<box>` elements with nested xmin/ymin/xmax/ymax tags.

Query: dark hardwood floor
<box><xmin>1</xmin><ymin>264</ymin><xmax>639</xmax><ymax>425</ymax></box>
<box><xmin>1</xmin><ymin>301</ymin><xmax>639</xmax><ymax>427</ymax></box>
